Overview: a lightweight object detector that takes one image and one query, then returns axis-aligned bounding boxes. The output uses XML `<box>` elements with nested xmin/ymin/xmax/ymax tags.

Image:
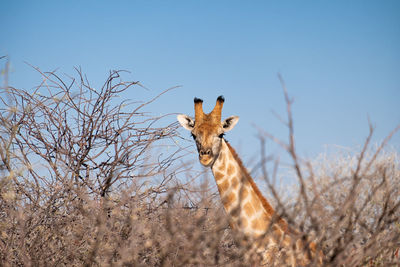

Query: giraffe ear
<box><xmin>222</xmin><ymin>116</ymin><xmax>239</xmax><ymax>132</ymax></box>
<box><xmin>177</xmin><ymin>114</ymin><xmax>195</xmax><ymax>131</ymax></box>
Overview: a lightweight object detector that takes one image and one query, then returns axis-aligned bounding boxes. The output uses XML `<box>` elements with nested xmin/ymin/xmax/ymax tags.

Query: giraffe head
<box><xmin>177</xmin><ymin>96</ymin><xmax>239</xmax><ymax>167</ymax></box>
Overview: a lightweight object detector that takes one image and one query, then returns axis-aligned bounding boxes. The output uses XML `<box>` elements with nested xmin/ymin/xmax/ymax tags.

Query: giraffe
<box><xmin>177</xmin><ymin>96</ymin><xmax>322</xmax><ymax>266</ymax></box>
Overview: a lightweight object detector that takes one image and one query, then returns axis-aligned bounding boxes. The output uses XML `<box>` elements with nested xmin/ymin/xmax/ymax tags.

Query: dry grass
<box><xmin>0</xmin><ymin>62</ymin><xmax>399</xmax><ymax>266</ymax></box>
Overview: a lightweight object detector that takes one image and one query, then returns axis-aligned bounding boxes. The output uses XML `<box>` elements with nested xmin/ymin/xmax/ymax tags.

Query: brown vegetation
<box><xmin>0</xmin><ymin>61</ymin><xmax>399</xmax><ymax>266</ymax></box>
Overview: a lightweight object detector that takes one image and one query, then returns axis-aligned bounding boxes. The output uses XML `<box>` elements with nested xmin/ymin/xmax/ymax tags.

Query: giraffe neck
<box><xmin>211</xmin><ymin>140</ymin><xmax>321</xmax><ymax>265</ymax></box>
<box><xmin>211</xmin><ymin>139</ymin><xmax>289</xmax><ymax>238</ymax></box>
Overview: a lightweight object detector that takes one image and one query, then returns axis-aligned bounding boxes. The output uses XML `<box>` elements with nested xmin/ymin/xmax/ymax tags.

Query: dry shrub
<box><xmin>0</xmin><ymin>62</ymin><xmax>399</xmax><ymax>266</ymax></box>
<box><xmin>308</xmin><ymin>146</ymin><xmax>400</xmax><ymax>266</ymax></box>
<box><xmin>0</xmin><ymin>61</ymin><xmax>248</xmax><ymax>266</ymax></box>
<box><xmin>257</xmin><ymin>75</ymin><xmax>400</xmax><ymax>266</ymax></box>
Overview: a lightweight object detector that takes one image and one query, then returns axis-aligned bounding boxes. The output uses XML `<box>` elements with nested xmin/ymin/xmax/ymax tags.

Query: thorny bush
<box><xmin>0</xmin><ymin>62</ymin><xmax>399</xmax><ymax>266</ymax></box>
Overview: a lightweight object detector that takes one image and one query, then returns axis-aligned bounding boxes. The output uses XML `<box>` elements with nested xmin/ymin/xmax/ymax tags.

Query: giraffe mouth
<box><xmin>199</xmin><ymin>155</ymin><xmax>214</xmax><ymax>167</ymax></box>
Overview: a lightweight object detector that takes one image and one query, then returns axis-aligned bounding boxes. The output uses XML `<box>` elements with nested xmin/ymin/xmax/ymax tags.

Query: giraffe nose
<box><xmin>200</xmin><ymin>148</ymin><xmax>211</xmax><ymax>156</ymax></box>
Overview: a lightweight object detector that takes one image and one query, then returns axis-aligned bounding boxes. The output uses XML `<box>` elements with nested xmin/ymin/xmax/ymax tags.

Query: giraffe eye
<box><xmin>218</xmin><ymin>133</ymin><xmax>225</xmax><ymax>139</ymax></box>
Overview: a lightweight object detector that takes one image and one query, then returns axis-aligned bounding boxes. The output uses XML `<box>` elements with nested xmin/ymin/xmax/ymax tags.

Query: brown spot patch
<box><xmin>239</xmin><ymin>187</ymin><xmax>249</xmax><ymax>200</ymax></box>
<box><xmin>214</xmin><ymin>171</ymin><xmax>224</xmax><ymax>181</ymax></box>
<box><xmin>243</xmin><ymin>202</ymin><xmax>255</xmax><ymax>217</ymax></box>
<box><xmin>219</xmin><ymin>180</ymin><xmax>229</xmax><ymax>193</ymax></box>
<box><xmin>251</xmin><ymin>218</ymin><xmax>267</xmax><ymax>231</ymax></box>
<box><xmin>230</xmin><ymin>206</ymin><xmax>240</xmax><ymax>218</ymax></box>
<box><xmin>222</xmin><ymin>192</ymin><xmax>236</xmax><ymax>206</ymax></box>
<box><xmin>227</xmin><ymin>163</ymin><xmax>235</xmax><ymax>175</ymax></box>
<box><xmin>218</xmin><ymin>164</ymin><xmax>226</xmax><ymax>172</ymax></box>
<box><xmin>231</xmin><ymin>178</ymin><xmax>239</xmax><ymax>189</ymax></box>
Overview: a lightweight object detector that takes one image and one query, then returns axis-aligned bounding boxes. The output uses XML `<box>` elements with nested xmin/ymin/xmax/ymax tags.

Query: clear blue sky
<box><xmin>1</xmin><ymin>1</ymin><xmax>399</xmax><ymax>166</ymax></box>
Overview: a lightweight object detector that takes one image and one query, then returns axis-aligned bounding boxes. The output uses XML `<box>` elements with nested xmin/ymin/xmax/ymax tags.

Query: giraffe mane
<box><xmin>225</xmin><ymin>141</ymin><xmax>297</xmax><ymax>235</ymax></box>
